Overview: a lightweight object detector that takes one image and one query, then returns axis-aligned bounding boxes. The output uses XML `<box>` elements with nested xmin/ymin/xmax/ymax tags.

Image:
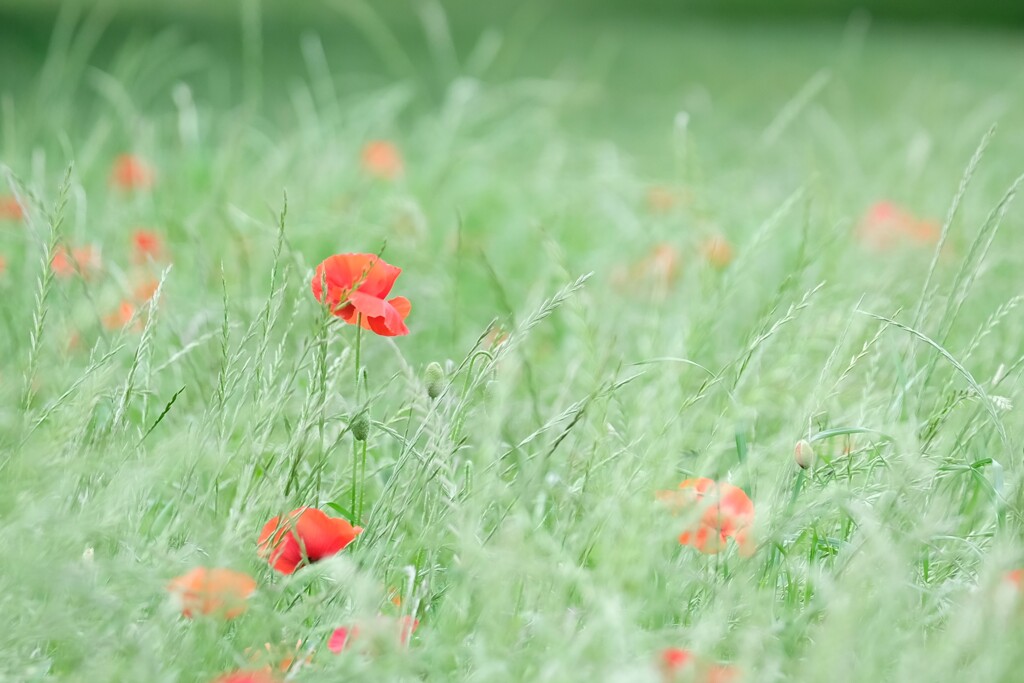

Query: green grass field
<box><xmin>3</xmin><ymin>4</ymin><xmax>1024</xmax><ymax>681</ymax></box>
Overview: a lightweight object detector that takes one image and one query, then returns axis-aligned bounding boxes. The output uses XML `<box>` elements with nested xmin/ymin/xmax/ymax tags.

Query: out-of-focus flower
<box><xmin>111</xmin><ymin>154</ymin><xmax>155</xmax><ymax>190</ymax></box>
<box><xmin>51</xmin><ymin>245</ymin><xmax>101</xmax><ymax>279</ymax></box>
<box><xmin>167</xmin><ymin>567</ymin><xmax>257</xmax><ymax>619</ymax></box>
<box><xmin>700</xmin><ymin>235</ymin><xmax>733</xmax><ymax>269</ymax></box>
<box><xmin>361</xmin><ymin>141</ymin><xmax>404</xmax><ymax>180</ymax></box>
<box><xmin>0</xmin><ymin>195</ymin><xmax>23</xmax><ymax>221</ymax></box>
<box><xmin>856</xmin><ymin>201</ymin><xmax>940</xmax><ymax>251</ymax></box>
<box><xmin>657</xmin><ymin>478</ymin><xmax>755</xmax><ymax>556</ymax></box>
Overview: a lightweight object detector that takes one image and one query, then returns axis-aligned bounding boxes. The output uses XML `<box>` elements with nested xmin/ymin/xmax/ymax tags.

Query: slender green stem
<box><xmin>357</xmin><ymin>438</ymin><xmax>368</xmax><ymax>521</ymax></box>
<box><xmin>351</xmin><ymin>315</ymin><xmax>363</xmax><ymax>520</ymax></box>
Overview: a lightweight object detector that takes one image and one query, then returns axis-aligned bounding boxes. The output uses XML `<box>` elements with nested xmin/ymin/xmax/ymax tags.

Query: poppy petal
<box><xmin>314</xmin><ymin>254</ymin><xmax>401</xmax><ymax>301</ymax></box>
<box><xmin>347</xmin><ymin>291</ymin><xmax>409</xmax><ymax>337</ymax></box>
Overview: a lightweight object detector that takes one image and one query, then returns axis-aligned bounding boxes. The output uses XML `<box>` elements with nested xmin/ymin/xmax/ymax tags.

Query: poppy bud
<box><xmin>794</xmin><ymin>439</ymin><xmax>815</xmax><ymax>469</ymax></box>
<box><xmin>351</xmin><ymin>411</ymin><xmax>370</xmax><ymax>442</ymax></box>
<box><xmin>425</xmin><ymin>362</ymin><xmax>444</xmax><ymax>400</ymax></box>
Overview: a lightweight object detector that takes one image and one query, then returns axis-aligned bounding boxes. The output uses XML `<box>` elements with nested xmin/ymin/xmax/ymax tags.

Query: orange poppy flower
<box><xmin>257</xmin><ymin>507</ymin><xmax>362</xmax><ymax>574</ymax></box>
<box><xmin>647</xmin><ymin>186</ymin><xmax>678</xmax><ymax>214</ymax></box>
<box><xmin>248</xmin><ymin>640</ymin><xmax>312</xmax><ymax>673</ymax></box>
<box><xmin>857</xmin><ymin>201</ymin><xmax>939</xmax><ymax>251</ymax></box>
<box><xmin>167</xmin><ymin>567</ymin><xmax>257</xmax><ymax>619</ymax></box>
<box><xmin>700</xmin><ymin>236</ymin><xmax>733</xmax><ymax>269</ymax></box>
<box><xmin>102</xmin><ymin>301</ymin><xmax>137</xmax><ymax>330</ymax></box>
<box><xmin>111</xmin><ymin>153</ymin><xmax>155</xmax><ymax>190</ymax></box>
<box><xmin>132</xmin><ymin>229</ymin><xmax>164</xmax><ymax>262</ymax></box>
<box><xmin>210</xmin><ymin>670</ymin><xmax>279</xmax><ymax>683</ymax></box>
<box><xmin>657</xmin><ymin>478</ymin><xmax>755</xmax><ymax>556</ymax></box>
<box><xmin>311</xmin><ymin>253</ymin><xmax>411</xmax><ymax>337</ymax></box>
<box><xmin>361</xmin><ymin>140</ymin><xmax>403</xmax><ymax>180</ymax></box>
<box><xmin>134</xmin><ymin>278</ymin><xmax>160</xmax><ymax>303</ymax></box>
<box><xmin>1005</xmin><ymin>569</ymin><xmax>1024</xmax><ymax>588</ymax></box>
<box><xmin>0</xmin><ymin>195</ymin><xmax>23</xmax><ymax>221</ymax></box>
<box><xmin>328</xmin><ymin>615</ymin><xmax>419</xmax><ymax>653</ymax></box>
<box><xmin>51</xmin><ymin>245</ymin><xmax>100</xmax><ymax>279</ymax></box>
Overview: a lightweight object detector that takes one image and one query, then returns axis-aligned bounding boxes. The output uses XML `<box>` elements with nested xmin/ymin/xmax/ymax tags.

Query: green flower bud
<box><xmin>795</xmin><ymin>439</ymin><xmax>815</xmax><ymax>469</ymax></box>
<box><xmin>425</xmin><ymin>361</ymin><xmax>445</xmax><ymax>400</ymax></box>
<box><xmin>351</xmin><ymin>411</ymin><xmax>370</xmax><ymax>442</ymax></box>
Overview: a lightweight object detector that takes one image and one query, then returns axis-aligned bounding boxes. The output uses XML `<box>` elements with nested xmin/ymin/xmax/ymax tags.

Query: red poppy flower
<box><xmin>257</xmin><ymin>507</ymin><xmax>362</xmax><ymax>574</ymax></box>
<box><xmin>111</xmin><ymin>154</ymin><xmax>155</xmax><ymax>190</ymax></box>
<box><xmin>132</xmin><ymin>229</ymin><xmax>164</xmax><ymax>262</ymax></box>
<box><xmin>210</xmin><ymin>670</ymin><xmax>279</xmax><ymax>683</ymax></box>
<box><xmin>0</xmin><ymin>195</ymin><xmax>23</xmax><ymax>221</ymax></box>
<box><xmin>103</xmin><ymin>301</ymin><xmax>137</xmax><ymax>330</ymax></box>
<box><xmin>1005</xmin><ymin>569</ymin><xmax>1024</xmax><ymax>588</ymax></box>
<box><xmin>857</xmin><ymin>201</ymin><xmax>939</xmax><ymax>251</ymax></box>
<box><xmin>134</xmin><ymin>279</ymin><xmax>160</xmax><ymax>303</ymax></box>
<box><xmin>659</xmin><ymin>648</ymin><xmax>740</xmax><ymax>683</ymax></box>
<box><xmin>700</xmin><ymin>236</ymin><xmax>733</xmax><ymax>269</ymax></box>
<box><xmin>167</xmin><ymin>567</ymin><xmax>257</xmax><ymax>619</ymax></box>
<box><xmin>657</xmin><ymin>478</ymin><xmax>755</xmax><ymax>556</ymax></box>
<box><xmin>311</xmin><ymin>253</ymin><xmax>411</xmax><ymax>337</ymax></box>
<box><xmin>361</xmin><ymin>140</ymin><xmax>403</xmax><ymax>180</ymax></box>
<box><xmin>328</xmin><ymin>615</ymin><xmax>418</xmax><ymax>654</ymax></box>
<box><xmin>51</xmin><ymin>245</ymin><xmax>100</xmax><ymax>279</ymax></box>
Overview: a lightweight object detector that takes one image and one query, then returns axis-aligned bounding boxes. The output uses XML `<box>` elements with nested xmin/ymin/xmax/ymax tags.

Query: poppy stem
<box><xmin>351</xmin><ymin>316</ymin><xmax>363</xmax><ymax>521</ymax></box>
<box><xmin>357</xmin><ymin>438</ymin><xmax>368</xmax><ymax>521</ymax></box>
<box><xmin>354</xmin><ymin>316</ymin><xmax>363</xmax><ymax>400</ymax></box>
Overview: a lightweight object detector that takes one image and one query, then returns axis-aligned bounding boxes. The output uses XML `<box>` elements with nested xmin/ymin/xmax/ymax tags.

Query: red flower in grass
<box><xmin>361</xmin><ymin>140</ymin><xmax>403</xmax><ymax>180</ymax></box>
<box><xmin>311</xmin><ymin>253</ymin><xmax>411</xmax><ymax>337</ymax></box>
<box><xmin>657</xmin><ymin>478</ymin><xmax>755</xmax><ymax>556</ymax></box>
<box><xmin>857</xmin><ymin>201</ymin><xmax>939</xmax><ymax>251</ymax></box>
<box><xmin>132</xmin><ymin>229</ymin><xmax>165</xmax><ymax>262</ymax></box>
<box><xmin>210</xmin><ymin>670</ymin><xmax>279</xmax><ymax>683</ymax></box>
<box><xmin>0</xmin><ymin>195</ymin><xmax>23</xmax><ymax>221</ymax></box>
<box><xmin>660</xmin><ymin>648</ymin><xmax>739</xmax><ymax>683</ymax></box>
<box><xmin>103</xmin><ymin>301</ymin><xmax>137</xmax><ymax>331</ymax></box>
<box><xmin>51</xmin><ymin>245</ymin><xmax>100</xmax><ymax>279</ymax></box>
<box><xmin>258</xmin><ymin>507</ymin><xmax>362</xmax><ymax>574</ymax></box>
<box><xmin>167</xmin><ymin>567</ymin><xmax>257</xmax><ymax>619</ymax></box>
<box><xmin>328</xmin><ymin>616</ymin><xmax>419</xmax><ymax>654</ymax></box>
<box><xmin>700</xmin><ymin>235</ymin><xmax>733</xmax><ymax>269</ymax></box>
<box><xmin>111</xmin><ymin>154</ymin><xmax>155</xmax><ymax>190</ymax></box>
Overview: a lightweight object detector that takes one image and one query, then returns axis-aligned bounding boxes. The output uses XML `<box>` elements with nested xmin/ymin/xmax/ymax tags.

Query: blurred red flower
<box><xmin>328</xmin><ymin>615</ymin><xmax>419</xmax><ymax>654</ymax></box>
<box><xmin>210</xmin><ymin>670</ymin><xmax>278</xmax><ymax>683</ymax></box>
<box><xmin>657</xmin><ymin>478</ymin><xmax>755</xmax><ymax>556</ymax></box>
<box><xmin>0</xmin><ymin>195</ymin><xmax>23</xmax><ymax>221</ymax></box>
<box><xmin>132</xmin><ymin>229</ymin><xmax>165</xmax><ymax>262</ymax></box>
<box><xmin>258</xmin><ymin>507</ymin><xmax>362</xmax><ymax>574</ymax></box>
<box><xmin>102</xmin><ymin>301</ymin><xmax>137</xmax><ymax>331</ymax></box>
<box><xmin>660</xmin><ymin>648</ymin><xmax>740</xmax><ymax>683</ymax></box>
<box><xmin>167</xmin><ymin>567</ymin><xmax>257</xmax><ymax>619</ymax></box>
<box><xmin>111</xmin><ymin>154</ymin><xmax>155</xmax><ymax>190</ymax></box>
<box><xmin>51</xmin><ymin>245</ymin><xmax>100</xmax><ymax>279</ymax></box>
<box><xmin>311</xmin><ymin>253</ymin><xmax>411</xmax><ymax>337</ymax></box>
<box><xmin>700</xmin><ymin>236</ymin><xmax>733</xmax><ymax>269</ymax></box>
<box><xmin>361</xmin><ymin>140</ymin><xmax>403</xmax><ymax>180</ymax></box>
<box><xmin>857</xmin><ymin>201</ymin><xmax>939</xmax><ymax>251</ymax></box>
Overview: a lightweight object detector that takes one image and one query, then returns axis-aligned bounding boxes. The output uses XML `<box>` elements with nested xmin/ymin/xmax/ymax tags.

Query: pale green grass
<box><xmin>2</xmin><ymin>5</ymin><xmax>1024</xmax><ymax>682</ymax></box>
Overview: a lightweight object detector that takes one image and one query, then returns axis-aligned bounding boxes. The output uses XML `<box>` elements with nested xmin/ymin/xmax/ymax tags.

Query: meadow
<box><xmin>2</xmin><ymin>4</ymin><xmax>1024</xmax><ymax>682</ymax></box>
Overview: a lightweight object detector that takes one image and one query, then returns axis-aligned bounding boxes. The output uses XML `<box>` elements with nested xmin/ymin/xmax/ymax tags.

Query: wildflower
<box><xmin>794</xmin><ymin>439</ymin><xmax>815</xmax><ymax>469</ymax></box>
<box><xmin>111</xmin><ymin>153</ymin><xmax>155</xmax><ymax>190</ymax></box>
<box><xmin>257</xmin><ymin>507</ymin><xmax>362</xmax><ymax>574</ymax></box>
<box><xmin>361</xmin><ymin>140</ymin><xmax>404</xmax><ymax>180</ymax></box>
<box><xmin>311</xmin><ymin>253</ymin><xmax>411</xmax><ymax>337</ymax></box>
<box><xmin>132</xmin><ymin>229</ymin><xmax>165</xmax><ymax>262</ymax></box>
<box><xmin>657</xmin><ymin>478</ymin><xmax>755</xmax><ymax>556</ymax></box>
<box><xmin>0</xmin><ymin>195</ymin><xmax>23</xmax><ymax>221</ymax></box>
<box><xmin>134</xmin><ymin>279</ymin><xmax>160</xmax><ymax>303</ymax></box>
<box><xmin>248</xmin><ymin>640</ymin><xmax>312</xmax><ymax>673</ymax></box>
<box><xmin>328</xmin><ymin>615</ymin><xmax>419</xmax><ymax>654</ymax></box>
<box><xmin>167</xmin><ymin>567</ymin><xmax>257</xmax><ymax>619</ymax></box>
<box><xmin>660</xmin><ymin>648</ymin><xmax>740</xmax><ymax>683</ymax></box>
<box><xmin>210</xmin><ymin>670</ymin><xmax>279</xmax><ymax>683</ymax></box>
<box><xmin>856</xmin><ymin>201</ymin><xmax>939</xmax><ymax>251</ymax></box>
<box><xmin>51</xmin><ymin>245</ymin><xmax>100</xmax><ymax>279</ymax></box>
<box><xmin>425</xmin><ymin>362</ymin><xmax>445</xmax><ymax>399</ymax></box>
<box><xmin>103</xmin><ymin>301</ymin><xmax>137</xmax><ymax>330</ymax></box>
<box><xmin>700</xmin><ymin>236</ymin><xmax>733</xmax><ymax>269</ymax></box>
<box><xmin>1005</xmin><ymin>569</ymin><xmax>1024</xmax><ymax>588</ymax></box>
<box><xmin>646</xmin><ymin>186</ymin><xmax>678</xmax><ymax>214</ymax></box>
